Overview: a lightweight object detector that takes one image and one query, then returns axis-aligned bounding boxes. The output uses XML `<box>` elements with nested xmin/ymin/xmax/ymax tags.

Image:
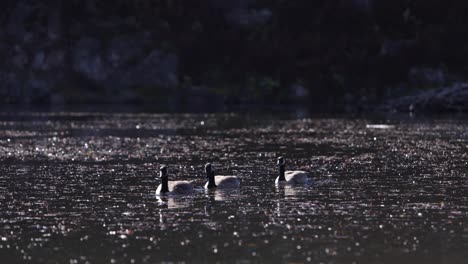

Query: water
<box><xmin>1</xmin><ymin>111</ymin><xmax>468</xmax><ymax>263</ymax></box>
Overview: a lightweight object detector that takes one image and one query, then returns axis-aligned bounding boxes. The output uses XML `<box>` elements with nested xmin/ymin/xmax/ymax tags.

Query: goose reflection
<box><xmin>158</xmin><ymin>209</ymin><xmax>168</xmax><ymax>230</ymax></box>
<box><xmin>204</xmin><ymin>188</ymin><xmax>241</xmax><ymax>202</ymax></box>
<box><xmin>275</xmin><ymin>184</ymin><xmax>307</xmax><ymax>199</ymax></box>
<box><xmin>274</xmin><ymin>186</ymin><xmax>301</xmax><ymax>218</ymax></box>
<box><xmin>203</xmin><ymin>189</ymin><xmax>241</xmax><ymax>217</ymax></box>
<box><xmin>156</xmin><ymin>195</ymin><xmax>193</xmax><ymax>209</ymax></box>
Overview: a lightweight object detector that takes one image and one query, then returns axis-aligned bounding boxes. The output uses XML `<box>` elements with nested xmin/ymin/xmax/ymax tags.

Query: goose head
<box><xmin>277</xmin><ymin>156</ymin><xmax>285</xmax><ymax>166</ymax></box>
<box><xmin>277</xmin><ymin>156</ymin><xmax>286</xmax><ymax>182</ymax></box>
<box><xmin>204</xmin><ymin>163</ymin><xmax>217</xmax><ymax>188</ymax></box>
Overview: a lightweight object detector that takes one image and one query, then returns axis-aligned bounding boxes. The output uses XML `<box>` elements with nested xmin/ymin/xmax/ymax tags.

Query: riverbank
<box><xmin>381</xmin><ymin>83</ymin><xmax>468</xmax><ymax>113</ymax></box>
<box><xmin>2</xmin><ymin>1</ymin><xmax>468</xmax><ymax>106</ymax></box>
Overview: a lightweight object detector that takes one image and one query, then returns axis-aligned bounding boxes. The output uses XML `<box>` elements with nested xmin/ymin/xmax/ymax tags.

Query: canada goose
<box><xmin>204</xmin><ymin>163</ymin><xmax>241</xmax><ymax>189</ymax></box>
<box><xmin>155</xmin><ymin>165</ymin><xmax>194</xmax><ymax>196</ymax></box>
<box><xmin>275</xmin><ymin>156</ymin><xmax>309</xmax><ymax>185</ymax></box>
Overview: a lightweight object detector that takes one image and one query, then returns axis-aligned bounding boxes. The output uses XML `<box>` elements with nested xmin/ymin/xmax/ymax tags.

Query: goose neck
<box><xmin>206</xmin><ymin>171</ymin><xmax>217</xmax><ymax>188</ymax></box>
<box><xmin>161</xmin><ymin>176</ymin><xmax>170</xmax><ymax>193</ymax></box>
<box><xmin>278</xmin><ymin>165</ymin><xmax>286</xmax><ymax>181</ymax></box>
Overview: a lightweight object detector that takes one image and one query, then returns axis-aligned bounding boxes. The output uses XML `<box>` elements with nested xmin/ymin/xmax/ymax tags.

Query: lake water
<box><xmin>1</xmin><ymin>110</ymin><xmax>468</xmax><ymax>263</ymax></box>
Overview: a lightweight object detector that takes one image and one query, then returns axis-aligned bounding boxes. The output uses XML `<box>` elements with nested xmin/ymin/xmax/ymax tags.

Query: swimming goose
<box><xmin>155</xmin><ymin>165</ymin><xmax>194</xmax><ymax>196</ymax></box>
<box><xmin>204</xmin><ymin>163</ymin><xmax>241</xmax><ymax>189</ymax></box>
<box><xmin>275</xmin><ymin>156</ymin><xmax>309</xmax><ymax>185</ymax></box>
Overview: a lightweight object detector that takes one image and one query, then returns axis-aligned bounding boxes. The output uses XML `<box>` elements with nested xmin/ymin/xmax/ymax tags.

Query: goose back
<box><xmin>285</xmin><ymin>171</ymin><xmax>309</xmax><ymax>184</ymax></box>
<box><xmin>156</xmin><ymin>180</ymin><xmax>194</xmax><ymax>195</ymax></box>
<box><xmin>215</xmin><ymin>176</ymin><xmax>241</xmax><ymax>188</ymax></box>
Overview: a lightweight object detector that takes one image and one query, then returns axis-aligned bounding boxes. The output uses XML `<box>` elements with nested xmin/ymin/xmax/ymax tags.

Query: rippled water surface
<box><xmin>1</xmin><ymin>111</ymin><xmax>468</xmax><ymax>263</ymax></box>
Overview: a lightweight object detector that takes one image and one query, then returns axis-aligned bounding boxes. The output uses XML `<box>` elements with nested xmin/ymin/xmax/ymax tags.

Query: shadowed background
<box><xmin>1</xmin><ymin>0</ymin><xmax>468</xmax><ymax>111</ymax></box>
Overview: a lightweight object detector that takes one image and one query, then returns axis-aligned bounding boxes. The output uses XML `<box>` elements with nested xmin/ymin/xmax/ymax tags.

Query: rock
<box><xmin>75</xmin><ymin>54</ymin><xmax>106</xmax><ymax>81</ymax></box>
<box><xmin>409</xmin><ymin>67</ymin><xmax>446</xmax><ymax>87</ymax></box>
<box><xmin>72</xmin><ymin>37</ymin><xmax>108</xmax><ymax>81</ymax></box>
<box><xmin>32</xmin><ymin>50</ymin><xmax>65</xmax><ymax>71</ymax></box>
<box><xmin>210</xmin><ymin>0</ymin><xmax>252</xmax><ymax>11</ymax></box>
<box><xmin>26</xmin><ymin>77</ymin><xmax>50</xmax><ymax>98</ymax></box>
<box><xmin>50</xmin><ymin>93</ymin><xmax>65</xmax><ymax>105</ymax></box>
<box><xmin>382</xmin><ymin>83</ymin><xmax>468</xmax><ymax>112</ymax></box>
<box><xmin>23</xmin><ymin>32</ymin><xmax>36</xmax><ymax>43</ymax></box>
<box><xmin>6</xmin><ymin>2</ymin><xmax>36</xmax><ymax>39</ymax></box>
<box><xmin>349</xmin><ymin>0</ymin><xmax>373</xmax><ymax>12</ymax></box>
<box><xmin>0</xmin><ymin>41</ymin><xmax>8</xmax><ymax>61</ymax></box>
<box><xmin>210</xmin><ymin>0</ymin><xmax>272</xmax><ymax>28</ymax></box>
<box><xmin>112</xmin><ymin>49</ymin><xmax>179</xmax><ymax>89</ymax></box>
<box><xmin>225</xmin><ymin>8</ymin><xmax>272</xmax><ymax>28</ymax></box>
<box><xmin>85</xmin><ymin>1</ymin><xmax>98</xmax><ymax>14</ymax></box>
<box><xmin>12</xmin><ymin>51</ymin><xmax>29</xmax><ymax>69</ymax></box>
<box><xmin>32</xmin><ymin>52</ymin><xmax>46</xmax><ymax>70</ymax></box>
<box><xmin>45</xmin><ymin>50</ymin><xmax>66</xmax><ymax>69</ymax></box>
<box><xmin>290</xmin><ymin>83</ymin><xmax>309</xmax><ymax>99</ymax></box>
<box><xmin>107</xmin><ymin>32</ymin><xmax>152</xmax><ymax>67</ymax></box>
<box><xmin>380</xmin><ymin>39</ymin><xmax>416</xmax><ymax>57</ymax></box>
<box><xmin>0</xmin><ymin>71</ymin><xmax>21</xmax><ymax>102</ymax></box>
<box><xmin>47</xmin><ymin>8</ymin><xmax>62</xmax><ymax>40</ymax></box>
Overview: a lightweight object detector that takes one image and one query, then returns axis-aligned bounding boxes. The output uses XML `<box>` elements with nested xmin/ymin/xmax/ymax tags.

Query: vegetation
<box><xmin>2</xmin><ymin>0</ymin><xmax>468</xmax><ymax>107</ymax></box>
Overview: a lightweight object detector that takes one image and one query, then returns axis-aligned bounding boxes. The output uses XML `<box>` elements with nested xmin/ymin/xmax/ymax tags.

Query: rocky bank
<box><xmin>1</xmin><ymin>1</ymin><xmax>468</xmax><ymax>109</ymax></box>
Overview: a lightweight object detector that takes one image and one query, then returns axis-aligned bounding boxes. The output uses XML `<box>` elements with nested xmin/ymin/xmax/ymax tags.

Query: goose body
<box><xmin>156</xmin><ymin>165</ymin><xmax>193</xmax><ymax>196</ymax></box>
<box><xmin>275</xmin><ymin>157</ymin><xmax>309</xmax><ymax>185</ymax></box>
<box><xmin>204</xmin><ymin>163</ymin><xmax>241</xmax><ymax>189</ymax></box>
<box><xmin>156</xmin><ymin>180</ymin><xmax>194</xmax><ymax>196</ymax></box>
<box><xmin>275</xmin><ymin>170</ymin><xmax>309</xmax><ymax>184</ymax></box>
<box><xmin>204</xmin><ymin>175</ymin><xmax>240</xmax><ymax>189</ymax></box>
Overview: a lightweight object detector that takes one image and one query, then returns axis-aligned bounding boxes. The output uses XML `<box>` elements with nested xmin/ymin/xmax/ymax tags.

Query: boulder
<box><xmin>12</xmin><ymin>50</ymin><xmax>29</xmax><ymax>69</ymax></box>
<box><xmin>6</xmin><ymin>2</ymin><xmax>36</xmax><ymax>39</ymax></box>
<box><xmin>0</xmin><ymin>71</ymin><xmax>22</xmax><ymax>102</ymax></box>
<box><xmin>47</xmin><ymin>8</ymin><xmax>62</xmax><ymax>40</ymax></box>
<box><xmin>349</xmin><ymin>0</ymin><xmax>373</xmax><ymax>12</ymax></box>
<box><xmin>32</xmin><ymin>52</ymin><xmax>46</xmax><ymax>70</ymax></box>
<box><xmin>290</xmin><ymin>83</ymin><xmax>309</xmax><ymax>99</ymax></box>
<box><xmin>107</xmin><ymin>32</ymin><xmax>153</xmax><ymax>68</ymax></box>
<box><xmin>45</xmin><ymin>50</ymin><xmax>66</xmax><ymax>69</ymax></box>
<box><xmin>225</xmin><ymin>8</ymin><xmax>272</xmax><ymax>28</ymax></box>
<box><xmin>380</xmin><ymin>39</ymin><xmax>416</xmax><ymax>57</ymax></box>
<box><xmin>110</xmin><ymin>49</ymin><xmax>179</xmax><ymax>89</ymax></box>
<box><xmin>24</xmin><ymin>75</ymin><xmax>51</xmax><ymax>102</ymax></box>
<box><xmin>383</xmin><ymin>83</ymin><xmax>468</xmax><ymax>112</ymax></box>
<box><xmin>72</xmin><ymin>37</ymin><xmax>108</xmax><ymax>81</ymax></box>
<box><xmin>409</xmin><ymin>67</ymin><xmax>446</xmax><ymax>87</ymax></box>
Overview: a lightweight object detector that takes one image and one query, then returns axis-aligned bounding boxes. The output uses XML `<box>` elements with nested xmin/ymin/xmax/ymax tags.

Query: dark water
<box><xmin>1</xmin><ymin>111</ymin><xmax>468</xmax><ymax>263</ymax></box>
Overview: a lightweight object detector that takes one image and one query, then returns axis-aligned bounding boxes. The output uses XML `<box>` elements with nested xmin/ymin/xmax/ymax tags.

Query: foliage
<box><xmin>3</xmin><ymin>0</ymin><xmax>468</xmax><ymax>105</ymax></box>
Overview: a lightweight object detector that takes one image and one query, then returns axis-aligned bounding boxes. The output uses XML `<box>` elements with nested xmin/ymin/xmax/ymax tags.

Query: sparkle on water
<box><xmin>0</xmin><ymin>111</ymin><xmax>468</xmax><ymax>263</ymax></box>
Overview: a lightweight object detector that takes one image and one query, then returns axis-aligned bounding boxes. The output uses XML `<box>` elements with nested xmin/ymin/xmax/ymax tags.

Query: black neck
<box><xmin>161</xmin><ymin>176</ymin><xmax>169</xmax><ymax>193</ymax></box>
<box><xmin>206</xmin><ymin>171</ymin><xmax>217</xmax><ymax>188</ymax></box>
<box><xmin>278</xmin><ymin>165</ymin><xmax>285</xmax><ymax>181</ymax></box>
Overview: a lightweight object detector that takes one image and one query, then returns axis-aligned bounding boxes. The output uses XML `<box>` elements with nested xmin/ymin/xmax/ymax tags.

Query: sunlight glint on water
<box><xmin>0</xmin><ymin>112</ymin><xmax>468</xmax><ymax>263</ymax></box>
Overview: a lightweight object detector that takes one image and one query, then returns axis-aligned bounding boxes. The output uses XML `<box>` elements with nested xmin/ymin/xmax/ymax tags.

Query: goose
<box><xmin>204</xmin><ymin>163</ymin><xmax>241</xmax><ymax>189</ymax></box>
<box><xmin>155</xmin><ymin>165</ymin><xmax>194</xmax><ymax>196</ymax></box>
<box><xmin>275</xmin><ymin>156</ymin><xmax>309</xmax><ymax>185</ymax></box>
